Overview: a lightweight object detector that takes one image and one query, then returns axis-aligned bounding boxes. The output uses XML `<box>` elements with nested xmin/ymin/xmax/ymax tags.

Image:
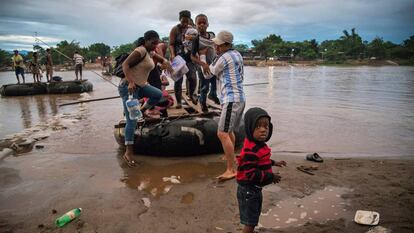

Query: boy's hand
<box><xmin>272</xmin><ymin>173</ymin><xmax>281</xmax><ymax>183</ymax></box>
<box><xmin>201</xmin><ymin>63</ymin><xmax>211</xmax><ymax>75</ymax></box>
<box><xmin>274</xmin><ymin>161</ymin><xmax>287</xmax><ymax>167</ymax></box>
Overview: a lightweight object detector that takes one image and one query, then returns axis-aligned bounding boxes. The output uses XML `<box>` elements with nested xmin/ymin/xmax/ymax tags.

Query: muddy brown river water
<box><xmin>0</xmin><ymin>66</ymin><xmax>413</xmax><ymax>231</ymax></box>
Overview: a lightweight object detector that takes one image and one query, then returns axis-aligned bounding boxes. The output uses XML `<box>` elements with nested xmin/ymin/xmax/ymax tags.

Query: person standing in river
<box><xmin>169</xmin><ymin>10</ymin><xmax>198</xmax><ymax>108</ymax></box>
<box><xmin>208</xmin><ymin>30</ymin><xmax>246</xmax><ymax>180</ymax></box>
<box><xmin>120</xmin><ymin>30</ymin><xmax>172</xmax><ymax>167</ymax></box>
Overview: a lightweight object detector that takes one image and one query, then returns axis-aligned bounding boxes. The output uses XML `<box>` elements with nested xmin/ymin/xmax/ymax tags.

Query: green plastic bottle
<box><xmin>55</xmin><ymin>208</ymin><xmax>82</xmax><ymax>227</ymax></box>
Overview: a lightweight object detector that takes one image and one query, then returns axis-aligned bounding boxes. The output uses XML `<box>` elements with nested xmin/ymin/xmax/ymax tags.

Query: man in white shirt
<box><xmin>208</xmin><ymin>30</ymin><xmax>246</xmax><ymax>181</ymax></box>
<box><xmin>73</xmin><ymin>51</ymin><xmax>84</xmax><ymax>80</ymax></box>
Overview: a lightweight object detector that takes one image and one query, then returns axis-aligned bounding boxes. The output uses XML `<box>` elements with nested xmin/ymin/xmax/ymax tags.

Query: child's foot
<box><xmin>216</xmin><ymin>169</ymin><xmax>236</xmax><ymax>181</ymax></box>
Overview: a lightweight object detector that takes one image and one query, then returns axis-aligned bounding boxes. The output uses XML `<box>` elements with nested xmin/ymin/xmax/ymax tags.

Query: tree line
<box><xmin>243</xmin><ymin>29</ymin><xmax>414</xmax><ymax>63</ymax></box>
<box><xmin>0</xmin><ymin>28</ymin><xmax>413</xmax><ymax>67</ymax></box>
<box><xmin>0</xmin><ymin>41</ymin><xmax>111</xmax><ymax>67</ymax></box>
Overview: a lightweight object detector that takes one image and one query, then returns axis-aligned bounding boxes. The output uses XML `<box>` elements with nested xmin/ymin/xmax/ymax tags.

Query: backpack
<box><xmin>113</xmin><ymin>51</ymin><xmax>147</xmax><ymax>78</ymax></box>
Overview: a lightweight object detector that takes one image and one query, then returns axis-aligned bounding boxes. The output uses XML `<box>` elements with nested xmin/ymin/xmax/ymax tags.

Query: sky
<box><xmin>1</xmin><ymin>0</ymin><xmax>413</xmax><ymax>51</ymax></box>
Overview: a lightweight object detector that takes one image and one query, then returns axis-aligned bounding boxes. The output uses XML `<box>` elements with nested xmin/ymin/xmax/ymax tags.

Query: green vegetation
<box><xmin>1</xmin><ymin>28</ymin><xmax>413</xmax><ymax>68</ymax></box>
<box><xmin>236</xmin><ymin>29</ymin><xmax>414</xmax><ymax>64</ymax></box>
<box><xmin>0</xmin><ymin>49</ymin><xmax>11</xmax><ymax>67</ymax></box>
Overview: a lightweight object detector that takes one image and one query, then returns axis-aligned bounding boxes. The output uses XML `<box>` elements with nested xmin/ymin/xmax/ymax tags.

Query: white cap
<box><xmin>212</xmin><ymin>30</ymin><xmax>233</xmax><ymax>45</ymax></box>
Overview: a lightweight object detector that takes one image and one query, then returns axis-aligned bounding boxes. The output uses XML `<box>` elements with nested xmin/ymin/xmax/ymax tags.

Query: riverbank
<box><xmin>243</xmin><ymin>59</ymin><xmax>414</xmax><ymax>67</ymax></box>
<box><xmin>1</xmin><ymin>59</ymin><xmax>413</xmax><ymax>72</ymax></box>
<box><xmin>1</xmin><ymin>152</ymin><xmax>413</xmax><ymax>233</ymax></box>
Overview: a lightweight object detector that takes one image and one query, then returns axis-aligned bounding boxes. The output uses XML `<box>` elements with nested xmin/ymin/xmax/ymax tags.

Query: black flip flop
<box><xmin>123</xmin><ymin>155</ymin><xmax>136</xmax><ymax>167</ymax></box>
<box><xmin>306</xmin><ymin>153</ymin><xmax>323</xmax><ymax>163</ymax></box>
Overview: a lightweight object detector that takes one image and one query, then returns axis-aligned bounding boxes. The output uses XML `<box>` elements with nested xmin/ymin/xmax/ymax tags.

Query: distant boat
<box><xmin>0</xmin><ymin>79</ymin><xmax>93</xmax><ymax>96</ymax></box>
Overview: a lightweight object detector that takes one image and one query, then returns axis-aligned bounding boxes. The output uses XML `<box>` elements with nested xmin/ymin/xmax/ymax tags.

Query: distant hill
<box><xmin>6</xmin><ymin>50</ymin><xmax>30</xmax><ymax>55</ymax></box>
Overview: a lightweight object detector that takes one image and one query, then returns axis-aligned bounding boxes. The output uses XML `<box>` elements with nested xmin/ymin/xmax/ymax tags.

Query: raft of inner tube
<box><xmin>0</xmin><ymin>78</ymin><xmax>93</xmax><ymax>96</ymax></box>
<box><xmin>114</xmin><ymin>114</ymin><xmax>245</xmax><ymax>156</ymax></box>
<box><xmin>47</xmin><ymin>80</ymin><xmax>93</xmax><ymax>94</ymax></box>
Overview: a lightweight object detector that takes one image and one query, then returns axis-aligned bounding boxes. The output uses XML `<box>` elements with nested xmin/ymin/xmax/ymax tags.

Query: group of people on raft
<box><xmin>11</xmin><ymin>48</ymin><xmax>86</xmax><ymax>84</ymax></box>
<box><xmin>11</xmin><ymin>49</ymin><xmax>53</xmax><ymax>84</ymax></box>
<box><xmin>120</xmin><ymin>10</ymin><xmax>287</xmax><ymax>233</ymax></box>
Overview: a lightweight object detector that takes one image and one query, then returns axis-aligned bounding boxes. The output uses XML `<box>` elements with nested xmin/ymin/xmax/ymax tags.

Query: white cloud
<box><xmin>0</xmin><ymin>0</ymin><xmax>413</xmax><ymax>50</ymax></box>
<box><xmin>0</xmin><ymin>35</ymin><xmax>62</xmax><ymax>44</ymax></box>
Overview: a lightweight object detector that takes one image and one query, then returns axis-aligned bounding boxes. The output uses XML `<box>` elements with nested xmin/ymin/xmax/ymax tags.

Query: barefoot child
<box><xmin>236</xmin><ymin>107</ymin><xmax>287</xmax><ymax>233</ymax></box>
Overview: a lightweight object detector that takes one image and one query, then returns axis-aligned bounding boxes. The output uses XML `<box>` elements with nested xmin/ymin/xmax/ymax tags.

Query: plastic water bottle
<box><xmin>125</xmin><ymin>94</ymin><xmax>142</xmax><ymax>120</ymax></box>
<box><xmin>55</xmin><ymin>208</ymin><xmax>82</xmax><ymax>227</ymax></box>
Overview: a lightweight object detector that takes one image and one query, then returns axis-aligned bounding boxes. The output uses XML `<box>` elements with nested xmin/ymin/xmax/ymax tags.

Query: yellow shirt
<box><xmin>12</xmin><ymin>55</ymin><xmax>24</xmax><ymax>68</ymax></box>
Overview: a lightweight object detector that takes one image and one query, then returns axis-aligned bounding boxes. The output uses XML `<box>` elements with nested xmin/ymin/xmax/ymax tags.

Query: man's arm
<box><xmin>152</xmin><ymin>52</ymin><xmax>173</xmax><ymax>73</ymax></box>
<box><xmin>209</xmin><ymin>56</ymin><xmax>224</xmax><ymax>78</ymax></box>
<box><xmin>169</xmin><ymin>27</ymin><xmax>177</xmax><ymax>60</ymax></box>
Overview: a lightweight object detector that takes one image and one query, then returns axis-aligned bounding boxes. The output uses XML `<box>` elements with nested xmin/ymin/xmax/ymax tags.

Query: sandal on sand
<box><xmin>296</xmin><ymin>166</ymin><xmax>315</xmax><ymax>175</ymax></box>
<box><xmin>306</xmin><ymin>153</ymin><xmax>324</xmax><ymax>163</ymax></box>
<box><xmin>123</xmin><ymin>155</ymin><xmax>136</xmax><ymax>167</ymax></box>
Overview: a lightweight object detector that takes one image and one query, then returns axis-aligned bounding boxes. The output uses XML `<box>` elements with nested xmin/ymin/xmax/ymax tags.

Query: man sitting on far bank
<box><xmin>207</xmin><ymin>31</ymin><xmax>245</xmax><ymax>180</ymax></box>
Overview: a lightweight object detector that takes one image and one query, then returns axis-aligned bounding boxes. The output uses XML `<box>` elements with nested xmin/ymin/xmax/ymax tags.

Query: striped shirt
<box><xmin>210</xmin><ymin>49</ymin><xmax>245</xmax><ymax>103</ymax></box>
<box><xmin>73</xmin><ymin>54</ymin><xmax>84</xmax><ymax>65</ymax></box>
<box><xmin>236</xmin><ymin>138</ymin><xmax>275</xmax><ymax>187</ymax></box>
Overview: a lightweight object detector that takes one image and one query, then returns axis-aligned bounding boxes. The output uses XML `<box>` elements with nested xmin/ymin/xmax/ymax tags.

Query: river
<box><xmin>1</xmin><ymin>65</ymin><xmax>413</xmax><ymax>157</ymax></box>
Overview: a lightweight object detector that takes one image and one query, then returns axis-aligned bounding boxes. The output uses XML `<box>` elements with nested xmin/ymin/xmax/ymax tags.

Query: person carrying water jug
<box><xmin>119</xmin><ymin>30</ymin><xmax>172</xmax><ymax>167</ymax></box>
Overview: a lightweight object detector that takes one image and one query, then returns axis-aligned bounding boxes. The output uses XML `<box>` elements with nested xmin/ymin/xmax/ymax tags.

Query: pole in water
<box><xmin>59</xmin><ymin>96</ymin><xmax>121</xmax><ymax>107</ymax></box>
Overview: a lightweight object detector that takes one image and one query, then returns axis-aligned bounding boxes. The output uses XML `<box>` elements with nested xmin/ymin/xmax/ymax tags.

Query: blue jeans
<box><xmin>118</xmin><ymin>80</ymin><xmax>162</xmax><ymax>145</ymax></box>
<box><xmin>237</xmin><ymin>184</ymin><xmax>262</xmax><ymax>227</ymax></box>
<box><xmin>197</xmin><ymin>66</ymin><xmax>217</xmax><ymax>105</ymax></box>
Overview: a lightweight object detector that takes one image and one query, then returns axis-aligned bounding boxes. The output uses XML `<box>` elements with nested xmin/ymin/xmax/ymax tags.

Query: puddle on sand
<box><xmin>122</xmin><ymin>161</ymin><xmax>223</xmax><ymax>197</ymax></box>
<box><xmin>259</xmin><ymin>186</ymin><xmax>352</xmax><ymax>229</ymax></box>
<box><xmin>181</xmin><ymin>192</ymin><xmax>195</xmax><ymax>204</ymax></box>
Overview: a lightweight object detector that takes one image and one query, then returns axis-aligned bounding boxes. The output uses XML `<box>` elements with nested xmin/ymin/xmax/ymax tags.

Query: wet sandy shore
<box><xmin>1</xmin><ymin>67</ymin><xmax>413</xmax><ymax>232</ymax></box>
<box><xmin>1</xmin><ymin>149</ymin><xmax>413</xmax><ymax>233</ymax></box>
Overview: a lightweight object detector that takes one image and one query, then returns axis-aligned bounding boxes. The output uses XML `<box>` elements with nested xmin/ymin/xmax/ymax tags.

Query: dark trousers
<box><xmin>174</xmin><ymin>62</ymin><xmax>197</xmax><ymax>104</ymax></box>
<box><xmin>148</xmin><ymin>66</ymin><xmax>162</xmax><ymax>90</ymax></box>
<box><xmin>197</xmin><ymin>66</ymin><xmax>217</xmax><ymax>106</ymax></box>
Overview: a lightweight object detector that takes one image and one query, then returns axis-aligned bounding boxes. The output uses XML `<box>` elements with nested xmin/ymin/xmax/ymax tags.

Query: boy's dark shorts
<box><xmin>15</xmin><ymin>67</ymin><xmax>24</xmax><ymax>76</ymax></box>
<box><xmin>75</xmin><ymin>64</ymin><xmax>82</xmax><ymax>73</ymax></box>
<box><xmin>237</xmin><ymin>184</ymin><xmax>263</xmax><ymax>226</ymax></box>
